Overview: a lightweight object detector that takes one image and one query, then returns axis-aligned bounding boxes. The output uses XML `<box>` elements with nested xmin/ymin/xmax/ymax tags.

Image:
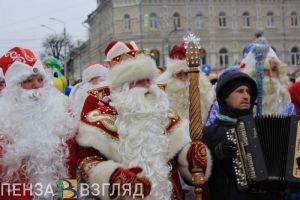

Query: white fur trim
<box><xmin>108</xmin><ymin>54</ymin><xmax>158</xmax><ymax>90</ymax></box>
<box><xmin>88</xmin><ymin>160</ymin><xmax>123</xmax><ymax>200</ymax></box>
<box><xmin>168</xmin><ymin>119</ymin><xmax>191</xmax><ymax>159</ymax></box>
<box><xmin>77</xmin><ymin>122</ymin><xmax>121</xmax><ymax>162</ymax></box>
<box><xmin>166</xmin><ymin>59</ymin><xmax>189</xmax><ymax>74</ymax></box>
<box><xmin>82</xmin><ymin>64</ymin><xmax>108</xmax><ymax>83</ymax></box>
<box><xmin>129</xmin><ymin>41</ymin><xmax>139</xmax><ymax>50</ymax></box>
<box><xmin>106</xmin><ymin>41</ymin><xmax>131</xmax><ymax>61</ymax></box>
<box><xmin>177</xmin><ymin>143</ymin><xmax>212</xmax><ymax>183</ymax></box>
<box><xmin>5</xmin><ymin>60</ymin><xmax>47</xmax><ymax>88</ymax></box>
<box><xmin>199</xmin><ymin>72</ymin><xmax>214</xmax><ymax>123</ymax></box>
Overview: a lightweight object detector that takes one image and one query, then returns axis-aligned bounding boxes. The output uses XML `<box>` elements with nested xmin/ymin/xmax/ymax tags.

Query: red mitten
<box><xmin>109</xmin><ymin>167</ymin><xmax>151</xmax><ymax>199</ymax></box>
<box><xmin>187</xmin><ymin>142</ymin><xmax>208</xmax><ymax>173</ymax></box>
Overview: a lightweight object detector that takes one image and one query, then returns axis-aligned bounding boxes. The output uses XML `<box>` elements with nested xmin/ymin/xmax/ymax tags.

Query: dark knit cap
<box><xmin>216</xmin><ymin>70</ymin><xmax>257</xmax><ymax>111</ymax></box>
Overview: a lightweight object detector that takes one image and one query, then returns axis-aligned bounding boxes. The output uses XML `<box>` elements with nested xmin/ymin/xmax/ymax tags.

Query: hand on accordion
<box><xmin>214</xmin><ymin>140</ymin><xmax>237</xmax><ymax>160</ymax></box>
<box><xmin>109</xmin><ymin>167</ymin><xmax>151</xmax><ymax>199</ymax></box>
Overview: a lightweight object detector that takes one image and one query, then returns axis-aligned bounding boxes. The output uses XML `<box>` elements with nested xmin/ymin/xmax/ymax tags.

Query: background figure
<box><xmin>203</xmin><ymin>71</ymin><xmax>285</xmax><ymax>200</ymax></box>
<box><xmin>0</xmin><ymin>68</ymin><xmax>5</xmax><ymax>96</ymax></box>
<box><xmin>0</xmin><ymin>47</ymin><xmax>76</xmax><ymax>199</ymax></box>
<box><xmin>156</xmin><ymin>43</ymin><xmax>214</xmax><ymax>123</ymax></box>
<box><xmin>156</xmin><ymin>43</ymin><xmax>214</xmax><ymax>199</ymax></box>
<box><xmin>76</xmin><ymin>40</ymin><xmax>212</xmax><ymax>200</ymax></box>
<box><xmin>242</xmin><ymin>43</ymin><xmax>294</xmax><ymax>115</ymax></box>
<box><xmin>69</xmin><ymin>63</ymin><xmax>108</xmax><ymax>121</ymax></box>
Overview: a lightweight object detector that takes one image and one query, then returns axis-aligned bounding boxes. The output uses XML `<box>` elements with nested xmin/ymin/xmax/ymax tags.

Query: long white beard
<box><xmin>110</xmin><ymin>85</ymin><xmax>173</xmax><ymax>200</ymax></box>
<box><xmin>165</xmin><ymin>78</ymin><xmax>189</xmax><ymax>119</ymax></box>
<box><xmin>0</xmin><ymin>85</ymin><xmax>76</xmax><ymax>197</ymax></box>
<box><xmin>165</xmin><ymin>74</ymin><xmax>214</xmax><ymax>123</ymax></box>
<box><xmin>261</xmin><ymin>77</ymin><xmax>291</xmax><ymax>114</ymax></box>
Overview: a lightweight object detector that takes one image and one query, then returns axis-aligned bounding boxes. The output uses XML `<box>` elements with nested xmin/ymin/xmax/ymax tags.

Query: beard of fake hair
<box><xmin>0</xmin><ymin>83</ymin><xmax>75</xmax><ymax>198</ymax></box>
<box><xmin>165</xmin><ymin>73</ymin><xmax>213</xmax><ymax>123</ymax></box>
<box><xmin>165</xmin><ymin>77</ymin><xmax>189</xmax><ymax>119</ymax></box>
<box><xmin>110</xmin><ymin>84</ymin><xmax>173</xmax><ymax>200</ymax></box>
<box><xmin>261</xmin><ymin>77</ymin><xmax>291</xmax><ymax>114</ymax></box>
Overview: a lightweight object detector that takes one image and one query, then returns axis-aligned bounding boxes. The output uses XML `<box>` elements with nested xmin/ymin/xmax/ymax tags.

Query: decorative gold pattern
<box><xmin>79</xmin><ymin>156</ymin><xmax>103</xmax><ymax>181</ymax></box>
<box><xmin>86</xmin><ymin>110</ymin><xmax>117</xmax><ymax>132</ymax></box>
<box><xmin>87</xmin><ymin>86</ymin><xmax>110</xmax><ymax>100</ymax></box>
<box><xmin>108</xmin><ymin>50</ymin><xmax>149</xmax><ymax>68</ymax></box>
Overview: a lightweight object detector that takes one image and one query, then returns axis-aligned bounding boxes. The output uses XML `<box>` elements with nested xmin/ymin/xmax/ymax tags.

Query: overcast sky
<box><xmin>0</xmin><ymin>0</ymin><xmax>97</xmax><ymax>58</ymax></box>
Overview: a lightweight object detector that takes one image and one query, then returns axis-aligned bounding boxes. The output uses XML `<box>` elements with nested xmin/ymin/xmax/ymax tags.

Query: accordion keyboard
<box><xmin>293</xmin><ymin>121</ymin><xmax>300</xmax><ymax>178</ymax></box>
<box><xmin>226</xmin><ymin>128</ymin><xmax>249</xmax><ymax>189</ymax></box>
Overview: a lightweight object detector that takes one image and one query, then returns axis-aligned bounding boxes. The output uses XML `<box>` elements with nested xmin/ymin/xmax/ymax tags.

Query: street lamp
<box><xmin>41</xmin><ymin>24</ymin><xmax>57</xmax><ymax>34</ymax></box>
<box><xmin>49</xmin><ymin>17</ymin><xmax>67</xmax><ymax>80</ymax></box>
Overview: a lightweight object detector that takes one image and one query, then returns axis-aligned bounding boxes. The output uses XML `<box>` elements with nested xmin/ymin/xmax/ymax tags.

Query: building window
<box><xmin>219</xmin><ymin>48</ymin><xmax>229</xmax><ymax>67</ymax></box>
<box><xmin>267</xmin><ymin>12</ymin><xmax>274</xmax><ymax>28</ymax></box>
<box><xmin>242</xmin><ymin>12</ymin><xmax>250</xmax><ymax>28</ymax></box>
<box><xmin>291</xmin><ymin>47</ymin><xmax>300</xmax><ymax>66</ymax></box>
<box><xmin>123</xmin><ymin>14</ymin><xmax>131</xmax><ymax>31</ymax></box>
<box><xmin>196</xmin><ymin>14</ymin><xmax>203</xmax><ymax>29</ymax></box>
<box><xmin>291</xmin><ymin>12</ymin><xmax>298</xmax><ymax>27</ymax></box>
<box><xmin>219</xmin><ymin>12</ymin><xmax>226</xmax><ymax>28</ymax></box>
<box><xmin>150</xmin><ymin>12</ymin><xmax>158</xmax><ymax>30</ymax></box>
<box><xmin>173</xmin><ymin>13</ymin><xmax>181</xmax><ymax>29</ymax></box>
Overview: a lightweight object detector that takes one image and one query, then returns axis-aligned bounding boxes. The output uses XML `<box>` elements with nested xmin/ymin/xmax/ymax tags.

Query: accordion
<box><xmin>226</xmin><ymin>115</ymin><xmax>300</xmax><ymax>190</ymax></box>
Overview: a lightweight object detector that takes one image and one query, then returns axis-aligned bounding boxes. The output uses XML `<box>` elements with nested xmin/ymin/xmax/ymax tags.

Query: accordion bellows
<box><xmin>226</xmin><ymin>114</ymin><xmax>300</xmax><ymax>190</ymax></box>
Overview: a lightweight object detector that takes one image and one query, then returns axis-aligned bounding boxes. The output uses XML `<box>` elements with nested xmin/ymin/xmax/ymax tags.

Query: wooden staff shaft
<box><xmin>188</xmin><ymin>70</ymin><xmax>205</xmax><ymax>200</ymax></box>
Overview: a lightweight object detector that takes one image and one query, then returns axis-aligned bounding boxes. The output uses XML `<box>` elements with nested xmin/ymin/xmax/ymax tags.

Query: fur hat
<box><xmin>82</xmin><ymin>63</ymin><xmax>108</xmax><ymax>83</ymax></box>
<box><xmin>104</xmin><ymin>41</ymin><xmax>158</xmax><ymax>90</ymax></box>
<box><xmin>167</xmin><ymin>43</ymin><xmax>188</xmax><ymax>74</ymax></box>
<box><xmin>216</xmin><ymin>70</ymin><xmax>257</xmax><ymax>111</ymax></box>
<box><xmin>156</xmin><ymin>43</ymin><xmax>188</xmax><ymax>84</ymax></box>
<box><xmin>0</xmin><ymin>47</ymin><xmax>47</xmax><ymax>87</ymax></box>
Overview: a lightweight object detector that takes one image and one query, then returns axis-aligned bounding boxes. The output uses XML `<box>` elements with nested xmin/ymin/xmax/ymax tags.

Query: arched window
<box><xmin>149</xmin><ymin>12</ymin><xmax>158</xmax><ymax>30</ymax></box>
<box><xmin>196</xmin><ymin>13</ymin><xmax>203</xmax><ymax>29</ymax></box>
<box><xmin>219</xmin><ymin>12</ymin><xmax>226</xmax><ymax>27</ymax></box>
<box><xmin>173</xmin><ymin>12</ymin><xmax>181</xmax><ymax>29</ymax></box>
<box><xmin>123</xmin><ymin>14</ymin><xmax>131</xmax><ymax>31</ymax></box>
<box><xmin>291</xmin><ymin>12</ymin><xmax>298</xmax><ymax>27</ymax></box>
<box><xmin>242</xmin><ymin>12</ymin><xmax>250</xmax><ymax>28</ymax></box>
<box><xmin>291</xmin><ymin>47</ymin><xmax>300</xmax><ymax>66</ymax></box>
<box><xmin>267</xmin><ymin>12</ymin><xmax>274</xmax><ymax>27</ymax></box>
<box><xmin>219</xmin><ymin>48</ymin><xmax>229</xmax><ymax>67</ymax></box>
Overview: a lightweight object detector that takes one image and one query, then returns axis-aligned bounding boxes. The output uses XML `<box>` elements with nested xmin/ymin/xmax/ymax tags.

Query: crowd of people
<box><xmin>0</xmin><ymin>32</ymin><xmax>299</xmax><ymax>200</ymax></box>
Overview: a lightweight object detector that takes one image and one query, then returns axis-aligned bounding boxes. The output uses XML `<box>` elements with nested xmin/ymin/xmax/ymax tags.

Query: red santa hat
<box><xmin>82</xmin><ymin>63</ymin><xmax>108</xmax><ymax>83</ymax></box>
<box><xmin>167</xmin><ymin>43</ymin><xmax>189</xmax><ymax>74</ymax></box>
<box><xmin>0</xmin><ymin>47</ymin><xmax>47</xmax><ymax>87</ymax></box>
<box><xmin>104</xmin><ymin>40</ymin><xmax>158</xmax><ymax>90</ymax></box>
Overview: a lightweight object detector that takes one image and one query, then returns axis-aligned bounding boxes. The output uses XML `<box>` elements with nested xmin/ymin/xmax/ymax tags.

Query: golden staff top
<box><xmin>184</xmin><ymin>33</ymin><xmax>203</xmax><ymax>141</ymax></box>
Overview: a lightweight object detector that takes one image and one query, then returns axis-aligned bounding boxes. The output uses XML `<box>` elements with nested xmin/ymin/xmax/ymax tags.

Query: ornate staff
<box><xmin>184</xmin><ymin>33</ymin><xmax>205</xmax><ymax>200</ymax></box>
<box><xmin>252</xmin><ymin>43</ymin><xmax>269</xmax><ymax>115</ymax></box>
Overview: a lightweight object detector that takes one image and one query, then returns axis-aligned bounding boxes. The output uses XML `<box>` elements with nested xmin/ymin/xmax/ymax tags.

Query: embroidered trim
<box><xmin>79</xmin><ymin>156</ymin><xmax>103</xmax><ymax>181</ymax></box>
<box><xmin>86</xmin><ymin>110</ymin><xmax>117</xmax><ymax>132</ymax></box>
